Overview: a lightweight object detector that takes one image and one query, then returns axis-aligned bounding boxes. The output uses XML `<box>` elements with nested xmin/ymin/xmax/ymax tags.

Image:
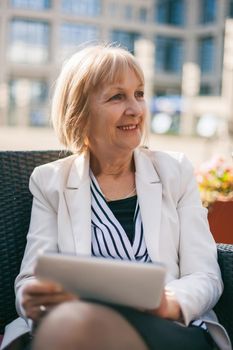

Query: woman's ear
<box><xmin>84</xmin><ymin>135</ymin><xmax>89</xmax><ymax>148</ymax></box>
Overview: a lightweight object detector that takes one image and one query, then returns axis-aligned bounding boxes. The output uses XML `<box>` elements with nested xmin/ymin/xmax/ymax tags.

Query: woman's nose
<box><xmin>125</xmin><ymin>98</ymin><xmax>143</xmax><ymax>117</ymax></box>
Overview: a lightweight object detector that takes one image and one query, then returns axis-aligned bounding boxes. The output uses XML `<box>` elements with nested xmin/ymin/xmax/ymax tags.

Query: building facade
<box><xmin>0</xmin><ymin>0</ymin><xmax>232</xmax><ymax>135</ymax></box>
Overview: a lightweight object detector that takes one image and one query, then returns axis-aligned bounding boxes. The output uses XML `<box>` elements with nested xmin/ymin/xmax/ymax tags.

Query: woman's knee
<box><xmin>32</xmin><ymin>301</ymin><xmax>148</xmax><ymax>350</ymax></box>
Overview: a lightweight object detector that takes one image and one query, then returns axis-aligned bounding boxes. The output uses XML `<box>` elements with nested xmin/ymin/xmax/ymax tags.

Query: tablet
<box><xmin>35</xmin><ymin>253</ymin><xmax>166</xmax><ymax>310</ymax></box>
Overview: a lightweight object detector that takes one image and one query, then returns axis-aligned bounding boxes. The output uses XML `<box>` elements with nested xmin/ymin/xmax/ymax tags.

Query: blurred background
<box><xmin>0</xmin><ymin>0</ymin><xmax>233</xmax><ymax>165</ymax></box>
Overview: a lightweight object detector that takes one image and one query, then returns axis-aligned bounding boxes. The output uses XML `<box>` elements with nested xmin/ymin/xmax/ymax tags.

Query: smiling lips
<box><xmin>117</xmin><ymin>124</ymin><xmax>138</xmax><ymax>131</ymax></box>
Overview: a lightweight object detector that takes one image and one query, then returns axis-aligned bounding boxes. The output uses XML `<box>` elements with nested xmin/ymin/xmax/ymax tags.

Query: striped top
<box><xmin>89</xmin><ymin>171</ymin><xmax>207</xmax><ymax>331</ymax></box>
<box><xmin>90</xmin><ymin>171</ymin><xmax>150</xmax><ymax>262</ymax></box>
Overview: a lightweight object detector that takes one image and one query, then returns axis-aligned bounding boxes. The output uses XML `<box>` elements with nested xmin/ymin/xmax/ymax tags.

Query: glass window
<box><xmin>111</xmin><ymin>30</ymin><xmax>139</xmax><ymax>54</ymax></box>
<box><xmin>150</xmin><ymin>95</ymin><xmax>181</xmax><ymax>135</ymax></box>
<box><xmin>156</xmin><ymin>0</ymin><xmax>185</xmax><ymax>26</ymax></box>
<box><xmin>198</xmin><ymin>37</ymin><xmax>215</xmax><ymax>72</ymax></box>
<box><xmin>139</xmin><ymin>7</ymin><xmax>148</xmax><ymax>22</ymax></box>
<box><xmin>155</xmin><ymin>36</ymin><xmax>183</xmax><ymax>73</ymax></box>
<box><xmin>200</xmin><ymin>0</ymin><xmax>216</xmax><ymax>23</ymax></box>
<box><xmin>199</xmin><ymin>84</ymin><xmax>212</xmax><ymax>95</ymax></box>
<box><xmin>8</xmin><ymin>19</ymin><xmax>50</xmax><ymax>64</ymax></box>
<box><xmin>108</xmin><ymin>2</ymin><xmax>118</xmax><ymax>17</ymax></box>
<box><xmin>124</xmin><ymin>5</ymin><xmax>133</xmax><ymax>20</ymax></box>
<box><xmin>8</xmin><ymin>79</ymin><xmax>49</xmax><ymax>126</ymax></box>
<box><xmin>61</xmin><ymin>0</ymin><xmax>101</xmax><ymax>17</ymax></box>
<box><xmin>11</xmin><ymin>0</ymin><xmax>51</xmax><ymax>10</ymax></box>
<box><xmin>229</xmin><ymin>0</ymin><xmax>233</xmax><ymax>17</ymax></box>
<box><xmin>60</xmin><ymin>23</ymin><xmax>99</xmax><ymax>60</ymax></box>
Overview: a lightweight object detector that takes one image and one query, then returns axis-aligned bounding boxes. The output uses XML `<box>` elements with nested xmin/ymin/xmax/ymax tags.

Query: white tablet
<box><xmin>35</xmin><ymin>253</ymin><xmax>166</xmax><ymax>310</ymax></box>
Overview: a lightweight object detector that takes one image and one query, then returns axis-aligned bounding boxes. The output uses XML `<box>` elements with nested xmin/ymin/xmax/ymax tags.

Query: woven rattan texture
<box><xmin>215</xmin><ymin>243</ymin><xmax>233</xmax><ymax>346</ymax></box>
<box><xmin>0</xmin><ymin>151</ymin><xmax>69</xmax><ymax>333</ymax></box>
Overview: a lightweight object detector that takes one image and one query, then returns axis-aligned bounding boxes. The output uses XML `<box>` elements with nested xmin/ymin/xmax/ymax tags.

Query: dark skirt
<box><xmin>107</xmin><ymin>303</ymin><xmax>217</xmax><ymax>350</ymax></box>
<box><xmin>6</xmin><ymin>302</ymin><xmax>217</xmax><ymax>350</ymax></box>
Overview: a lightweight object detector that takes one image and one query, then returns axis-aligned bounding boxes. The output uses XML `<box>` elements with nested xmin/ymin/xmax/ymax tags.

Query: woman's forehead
<box><xmin>99</xmin><ymin>68</ymin><xmax>143</xmax><ymax>87</ymax></box>
<box><xmin>97</xmin><ymin>78</ymin><xmax>143</xmax><ymax>97</ymax></box>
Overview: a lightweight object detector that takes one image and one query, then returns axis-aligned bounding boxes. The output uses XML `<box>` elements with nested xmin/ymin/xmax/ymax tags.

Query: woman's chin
<box><xmin>117</xmin><ymin>138</ymin><xmax>142</xmax><ymax>152</ymax></box>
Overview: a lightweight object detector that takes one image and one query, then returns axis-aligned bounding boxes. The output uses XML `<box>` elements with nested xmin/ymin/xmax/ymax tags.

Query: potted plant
<box><xmin>196</xmin><ymin>156</ymin><xmax>233</xmax><ymax>243</ymax></box>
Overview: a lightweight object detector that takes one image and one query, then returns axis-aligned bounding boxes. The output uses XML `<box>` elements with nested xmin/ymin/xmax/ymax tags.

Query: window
<box><xmin>8</xmin><ymin>79</ymin><xmax>48</xmax><ymax>126</ymax></box>
<box><xmin>124</xmin><ymin>5</ymin><xmax>133</xmax><ymax>20</ymax></box>
<box><xmin>60</xmin><ymin>23</ymin><xmax>99</xmax><ymax>59</ymax></box>
<box><xmin>151</xmin><ymin>95</ymin><xmax>181</xmax><ymax>134</ymax></box>
<box><xmin>199</xmin><ymin>37</ymin><xmax>215</xmax><ymax>72</ymax></box>
<box><xmin>8</xmin><ymin>19</ymin><xmax>50</xmax><ymax>64</ymax></box>
<box><xmin>139</xmin><ymin>7</ymin><xmax>147</xmax><ymax>22</ymax></box>
<box><xmin>199</xmin><ymin>84</ymin><xmax>212</xmax><ymax>95</ymax></box>
<box><xmin>200</xmin><ymin>0</ymin><xmax>216</xmax><ymax>23</ymax></box>
<box><xmin>229</xmin><ymin>0</ymin><xmax>233</xmax><ymax>17</ymax></box>
<box><xmin>156</xmin><ymin>0</ymin><xmax>184</xmax><ymax>26</ymax></box>
<box><xmin>61</xmin><ymin>0</ymin><xmax>101</xmax><ymax>17</ymax></box>
<box><xmin>11</xmin><ymin>0</ymin><xmax>51</xmax><ymax>10</ymax></box>
<box><xmin>155</xmin><ymin>36</ymin><xmax>183</xmax><ymax>73</ymax></box>
<box><xmin>111</xmin><ymin>31</ymin><xmax>139</xmax><ymax>53</ymax></box>
<box><xmin>108</xmin><ymin>2</ymin><xmax>118</xmax><ymax>17</ymax></box>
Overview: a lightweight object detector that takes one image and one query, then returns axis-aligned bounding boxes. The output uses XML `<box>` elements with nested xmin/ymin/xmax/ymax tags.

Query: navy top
<box><xmin>107</xmin><ymin>195</ymin><xmax>137</xmax><ymax>244</ymax></box>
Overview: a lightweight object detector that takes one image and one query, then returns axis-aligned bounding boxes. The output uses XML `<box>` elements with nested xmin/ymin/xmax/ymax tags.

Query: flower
<box><xmin>196</xmin><ymin>156</ymin><xmax>233</xmax><ymax>208</ymax></box>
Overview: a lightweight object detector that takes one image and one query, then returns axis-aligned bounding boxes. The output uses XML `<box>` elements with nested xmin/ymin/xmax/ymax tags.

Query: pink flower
<box><xmin>196</xmin><ymin>156</ymin><xmax>233</xmax><ymax>207</ymax></box>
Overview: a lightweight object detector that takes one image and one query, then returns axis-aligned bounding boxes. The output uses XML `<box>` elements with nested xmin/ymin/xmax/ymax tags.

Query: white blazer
<box><xmin>1</xmin><ymin>148</ymin><xmax>231</xmax><ymax>350</ymax></box>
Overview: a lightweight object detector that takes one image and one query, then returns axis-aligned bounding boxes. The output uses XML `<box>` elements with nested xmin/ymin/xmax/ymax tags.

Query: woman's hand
<box><xmin>149</xmin><ymin>288</ymin><xmax>183</xmax><ymax>322</ymax></box>
<box><xmin>22</xmin><ymin>279</ymin><xmax>77</xmax><ymax>321</ymax></box>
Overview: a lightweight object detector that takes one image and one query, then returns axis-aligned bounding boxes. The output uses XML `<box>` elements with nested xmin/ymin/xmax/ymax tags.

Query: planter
<box><xmin>208</xmin><ymin>200</ymin><xmax>233</xmax><ymax>244</ymax></box>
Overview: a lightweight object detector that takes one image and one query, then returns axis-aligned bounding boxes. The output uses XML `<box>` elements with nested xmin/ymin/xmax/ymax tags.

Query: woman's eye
<box><xmin>135</xmin><ymin>90</ymin><xmax>144</xmax><ymax>98</ymax></box>
<box><xmin>110</xmin><ymin>94</ymin><xmax>123</xmax><ymax>101</ymax></box>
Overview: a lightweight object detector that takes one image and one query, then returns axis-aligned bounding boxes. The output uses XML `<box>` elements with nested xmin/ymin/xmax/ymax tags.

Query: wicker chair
<box><xmin>0</xmin><ymin>151</ymin><xmax>232</xmax><ymax>347</ymax></box>
<box><xmin>0</xmin><ymin>150</ymin><xmax>68</xmax><ymax>335</ymax></box>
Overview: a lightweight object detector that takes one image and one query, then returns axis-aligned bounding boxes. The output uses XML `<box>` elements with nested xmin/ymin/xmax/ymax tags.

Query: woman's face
<box><xmin>87</xmin><ymin>68</ymin><xmax>147</xmax><ymax>156</ymax></box>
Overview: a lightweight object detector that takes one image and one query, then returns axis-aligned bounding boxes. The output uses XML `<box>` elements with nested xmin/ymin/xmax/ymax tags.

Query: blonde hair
<box><xmin>51</xmin><ymin>44</ymin><xmax>145</xmax><ymax>154</ymax></box>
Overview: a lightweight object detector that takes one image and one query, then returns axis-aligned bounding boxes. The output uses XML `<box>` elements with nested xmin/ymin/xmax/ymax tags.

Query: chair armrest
<box><xmin>214</xmin><ymin>243</ymin><xmax>233</xmax><ymax>346</ymax></box>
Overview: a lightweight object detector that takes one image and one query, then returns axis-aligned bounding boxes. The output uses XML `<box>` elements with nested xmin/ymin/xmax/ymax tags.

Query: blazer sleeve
<box><xmin>165</xmin><ymin>154</ymin><xmax>223</xmax><ymax>326</ymax></box>
<box><xmin>14</xmin><ymin>166</ymin><xmax>59</xmax><ymax>318</ymax></box>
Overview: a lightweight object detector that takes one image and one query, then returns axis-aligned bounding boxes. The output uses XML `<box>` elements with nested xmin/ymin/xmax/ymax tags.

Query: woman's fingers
<box><xmin>148</xmin><ymin>288</ymin><xmax>182</xmax><ymax>321</ymax></box>
<box><xmin>23</xmin><ymin>290</ymin><xmax>76</xmax><ymax>308</ymax></box>
<box><xmin>23</xmin><ymin>279</ymin><xmax>63</xmax><ymax>295</ymax></box>
<box><xmin>25</xmin><ymin>304</ymin><xmax>45</xmax><ymax>321</ymax></box>
<box><xmin>22</xmin><ymin>279</ymin><xmax>77</xmax><ymax>321</ymax></box>
<box><xmin>23</xmin><ymin>293</ymin><xmax>77</xmax><ymax>321</ymax></box>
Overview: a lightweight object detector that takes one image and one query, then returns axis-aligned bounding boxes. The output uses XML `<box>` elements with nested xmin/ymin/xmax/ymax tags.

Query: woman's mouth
<box><xmin>117</xmin><ymin>124</ymin><xmax>138</xmax><ymax>131</ymax></box>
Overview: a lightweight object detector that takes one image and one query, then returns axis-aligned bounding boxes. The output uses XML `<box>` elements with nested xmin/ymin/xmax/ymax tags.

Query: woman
<box><xmin>1</xmin><ymin>45</ymin><xmax>231</xmax><ymax>350</ymax></box>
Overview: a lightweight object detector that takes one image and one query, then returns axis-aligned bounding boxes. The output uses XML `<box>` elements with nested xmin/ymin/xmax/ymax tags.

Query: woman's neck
<box><xmin>90</xmin><ymin>151</ymin><xmax>135</xmax><ymax>177</ymax></box>
<box><xmin>89</xmin><ymin>149</ymin><xmax>136</xmax><ymax>202</ymax></box>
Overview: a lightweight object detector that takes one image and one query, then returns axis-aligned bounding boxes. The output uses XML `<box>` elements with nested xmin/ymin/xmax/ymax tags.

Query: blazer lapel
<box><xmin>134</xmin><ymin>148</ymin><xmax>162</xmax><ymax>261</ymax></box>
<box><xmin>64</xmin><ymin>152</ymin><xmax>92</xmax><ymax>256</ymax></box>
<box><xmin>63</xmin><ymin>148</ymin><xmax>162</xmax><ymax>260</ymax></box>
